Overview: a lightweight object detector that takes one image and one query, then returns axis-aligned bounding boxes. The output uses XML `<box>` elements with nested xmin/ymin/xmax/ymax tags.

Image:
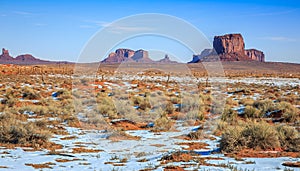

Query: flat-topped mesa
<box><xmin>245</xmin><ymin>49</ymin><xmax>265</xmax><ymax>62</ymax></box>
<box><xmin>213</xmin><ymin>34</ymin><xmax>245</xmax><ymax>54</ymax></box>
<box><xmin>189</xmin><ymin>33</ymin><xmax>265</xmax><ymax>62</ymax></box>
<box><xmin>213</xmin><ymin>33</ymin><xmax>251</xmax><ymax>61</ymax></box>
<box><xmin>101</xmin><ymin>48</ymin><xmax>153</xmax><ymax>63</ymax></box>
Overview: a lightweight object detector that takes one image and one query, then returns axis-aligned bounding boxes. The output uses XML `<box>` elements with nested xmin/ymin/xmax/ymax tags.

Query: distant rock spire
<box><xmin>2</xmin><ymin>48</ymin><xmax>9</xmax><ymax>56</ymax></box>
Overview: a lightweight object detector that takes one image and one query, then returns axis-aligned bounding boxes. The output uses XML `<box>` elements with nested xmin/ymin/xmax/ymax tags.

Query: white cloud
<box><xmin>259</xmin><ymin>36</ymin><xmax>296</xmax><ymax>42</ymax></box>
<box><xmin>83</xmin><ymin>20</ymin><xmax>111</xmax><ymax>27</ymax></box>
<box><xmin>13</xmin><ymin>11</ymin><xmax>33</xmax><ymax>16</ymax></box>
<box><xmin>82</xmin><ymin>19</ymin><xmax>155</xmax><ymax>33</ymax></box>
<box><xmin>79</xmin><ymin>25</ymin><xmax>95</xmax><ymax>29</ymax></box>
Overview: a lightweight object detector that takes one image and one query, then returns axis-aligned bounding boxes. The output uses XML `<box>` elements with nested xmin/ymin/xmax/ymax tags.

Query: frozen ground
<box><xmin>0</xmin><ymin>76</ymin><xmax>299</xmax><ymax>170</ymax></box>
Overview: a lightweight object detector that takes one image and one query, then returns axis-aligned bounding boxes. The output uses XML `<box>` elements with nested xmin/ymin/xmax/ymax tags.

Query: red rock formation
<box><xmin>245</xmin><ymin>49</ymin><xmax>265</xmax><ymax>62</ymax></box>
<box><xmin>190</xmin><ymin>33</ymin><xmax>265</xmax><ymax>62</ymax></box>
<box><xmin>157</xmin><ymin>54</ymin><xmax>177</xmax><ymax>63</ymax></box>
<box><xmin>0</xmin><ymin>48</ymin><xmax>14</xmax><ymax>61</ymax></box>
<box><xmin>0</xmin><ymin>48</ymin><xmax>72</xmax><ymax>64</ymax></box>
<box><xmin>214</xmin><ymin>34</ymin><xmax>245</xmax><ymax>54</ymax></box>
<box><xmin>213</xmin><ymin>34</ymin><xmax>251</xmax><ymax>61</ymax></box>
<box><xmin>15</xmin><ymin>54</ymin><xmax>39</xmax><ymax>61</ymax></box>
<box><xmin>102</xmin><ymin>48</ymin><xmax>153</xmax><ymax>63</ymax></box>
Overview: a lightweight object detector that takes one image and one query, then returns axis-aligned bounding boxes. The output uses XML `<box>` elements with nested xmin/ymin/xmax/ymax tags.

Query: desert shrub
<box><xmin>115</xmin><ymin>100</ymin><xmax>137</xmax><ymax>120</ymax></box>
<box><xmin>226</xmin><ymin>98</ymin><xmax>239</xmax><ymax>107</ymax></box>
<box><xmin>278</xmin><ymin>102</ymin><xmax>299</xmax><ymax>122</ymax></box>
<box><xmin>276</xmin><ymin>125</ymin><xmax>300</xmax><ymax>152</ymax></box>
<box><xmin>180</xmin><ymin>95</ymin><xmax>199</xmax><ymax>113</ymax></box>
<box><xmin>96</xmin><ymin>97</ymin><xmax>117</xmax><ymax>119</ymax></box>
<box><xmin>221</xmin><ymin>106</ymin><xmax>237</xmax><ymax>122</ymax></box>
<box><xmin>0</xmin><ymin>113</ymin><xmax>51</xmax><ymax>145</ymax></box>
<box><xmin>187</xmin><ymin>129</ymin><xmax>202</xmax><ymax>139</ymax></box>
<box><xmin>242</xmin><ymin>121</ymin><xmax>280</xmax><ymax>150</ymax></box>
<box><xmin>186</xmin><ymin>110</ymin><xmax>204</xmax><ymax>121</ymax></box>
<box><xmin>213</xmin><ymin>120</ymin><xmax>228</xmax><ymax>136</ymax></box>
<box><xmin>220</xmin><ymin>125</ymin><xmax>244</xmax><ymax>152</ymax></box>
<box><xmin>253</xmin><ymin>99</ymin><xmax>278</xmax><ymax>116</ymax></box>
<box><xmin>220</xmin><ymin>121</ymin><xmax>280</xmax><ymax>152</ymax></box>
<box><xmin>170</xmin><ymin>96</ymin><xmax>180</xmax><ymax>104</ymax></box>
<box><xmin>56</xmin><ymin>89</ymin><xmax>72</xmax><ymax>100</ymax></box>
<box><xmin>165</xmin><ymin>102</ymin><xmax>174</xmax><ymax>114</ymax></box>
<box><xmin>19</xmin><ymin>105</ymin><xmax>49</xmax><ymax>116</ymax></box>
<box><xmin>22</xmin><ymin>86</ymin><xmax>41</xmax><ymax>100</ymax></box>
<box><xmin>153</xmin><ymin>109</ymin><xmax>172</xmax><ymax>131</ymax></box>
<box><xmin>244</xmin><ymin>106</ymin><xmax>260</xmax><ymax>118</ymax></box>
<box><xmin>2</xmin><ymin>88</ymin><xmax>17</xmax><ymax>107</ymax></box>
<box><xmin>240</xmin><ymin>98</ymin><xmax>255</xmax><ymax>106</ymax></box>
<box><xmin>132</xmin><ymin>96</ymin><xmax>151</xmax><ymax>110</ymax></box>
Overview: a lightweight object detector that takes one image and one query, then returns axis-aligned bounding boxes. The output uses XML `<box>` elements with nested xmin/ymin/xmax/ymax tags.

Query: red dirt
<box><xmin>25</xmin><ymin>162</ymin><xmax>56</xmax><ymax>169</ymax></box>
<box><xmin>226</xmin><ymin>149</ymin><xmax>300</xmax><ymax>158</ymax></box>
<box><xmin>164</xmin><ymin>166</ymin><xmax>185</xmax><ymax>171</ymax></box>
<box><xmin>177</xmin><ymin>142</ymin><xmax>209</xmax><ymax>150</ymax></box>
<box><xmin>72</xmin><ymin>147</ymin><xmax>103</xmax><ymax>153</ymax></box>
<box><xmin>111</xmin><ymin>120</ymin><xmax>147</xmax><ymax>130</ymax></box>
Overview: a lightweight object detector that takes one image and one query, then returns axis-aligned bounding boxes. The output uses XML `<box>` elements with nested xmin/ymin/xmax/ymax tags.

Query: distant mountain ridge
<box><xmin>0</xmin><ymin>48</ymin><xmax>71</xmax><ymax>65</ymax></box>
<box><xmin>0</xmin><ymin>33</ymin><xmax>265</xmax><ymax>65</ymax></box>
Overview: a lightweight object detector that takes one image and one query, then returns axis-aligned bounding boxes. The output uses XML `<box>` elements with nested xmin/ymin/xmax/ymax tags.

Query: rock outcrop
<box><xmin>102</xmin><ymin>48</ymin><xmax>153</xmax><ymax>63</ymax></box>
<box><xmin>189</xmin><ymin>33</ymin><xmax>265</xmax><ymax>62</ymax></box>
<box><xmin>102</xmin><ymin>48</ymin><xmax>134</xmax><ymax>63</ymax></box>
<box><xmin>213</xmin><ymin>34</ymin><xmax>245</xmax><ymax>54</ymax></box>
<box><xmin>0</xmin><ymin>48</ymin><xmax>14</xmax><ymax>61</ymax></box>
<box><xmin>245</xmin><ymin>49</ymin><xmax>265</xmax><ymax>62</ymax></box>
<box><xmin>157</xmin><ymin>54</ymin><xmax>177</xmax><ymax>63</ymax></box>
<box><xmin>189</xmin><ymin>49</ymin><xmax>217</xmax><ymax>63</ymax></box>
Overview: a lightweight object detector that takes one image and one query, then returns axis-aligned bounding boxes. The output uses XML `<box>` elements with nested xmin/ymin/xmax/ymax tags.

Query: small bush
<box><xmin>276</xmin><ymin>125</ymin><xmax>300</xmax><ymax>152</ymax></box>
<box><xmin>221</xmin><ymin>106</ymin><xmax>237</xmax><ymax>122</ymax></box>
<box><xmin>22</xmin><ymin>86</ymin><xmax>41</xmax><ymax>100</ymax></box>
<box><xmin>278</xmin><ymin>102</ymin><xmax>299</xmax><ymax>122</ymax></box>
<box><xmin>0</xmin><ymin>114</ymin><xmax>51</xmax><ymax>145</ymax></box>
<box><xmin>186</xmin><ymin>110</ymin><xmax>204</xmax><ymax>121</ymax></box>
<box><xmin>153</xmin><ymin>109</ymin><xmax>172</xmax><ymax>131</ymax></box>
<box><xmin>244</xmin><ymin>106</ymin><xmax>260</xmax><ymax>118</ymax></box>
<box><xmin>220</xmin><ymin>120</ymin><xmax>280</xmax><ymax>152</ymax></box>
<box><xmin>165</xmin><ymin>102</ymin><xmax>174</xmax><ymax>114</ymax></box>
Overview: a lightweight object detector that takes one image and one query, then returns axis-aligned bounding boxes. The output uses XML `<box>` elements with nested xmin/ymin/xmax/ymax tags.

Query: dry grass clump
<box><xmin>276</xmin><ymin>125</ymin><xmax>300</xmax><ymax>152</ymax></box>
<box><xmin>0</xmin><ymin>113</ymin><xmax>51</xmax><ymax>146</ymax></box>
<box><xmin>152</xmin><ymin>108</ymin><xmax>173</xmax><ymax>132</ymax></box>
<box><xmin>220</xmin><ymin>120</ymin><xmax>300</xmax><ymax>153</ymax></box>
<box><xmin>96</xmin><ymin>96</ymin><xmax>117</xmax><ymax>119</ymax></box>
<box><xmin>132</xmin><ymin>96</ymin><xmax>151</xmax><ymax>110</ymax></box>
<box><xmin>22</xmin><ymin>86</ymin><xmax>41</xmax><ymax>100</ymax></box>
<box><xmin>221</xmin><ymin>106</ymin><xmax>238</xmax><ymax>122</ymax></box>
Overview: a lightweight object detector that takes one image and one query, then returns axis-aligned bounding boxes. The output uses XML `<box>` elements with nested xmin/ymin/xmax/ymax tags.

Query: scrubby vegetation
<box><xmin>220</xmin><ymin>120</ymin><xmax>300</xmax><ymax>153</ymax></box>
<box><xmin>0</xmin><ymin>113</ymin><xmax>51</xmax><ymax>146</ymax></box>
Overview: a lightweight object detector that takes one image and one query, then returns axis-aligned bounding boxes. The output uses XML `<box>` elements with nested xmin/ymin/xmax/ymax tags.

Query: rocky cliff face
<box><xmin>189</xmin><ymin>49</ymin><xmax>217</xmax><ymax>63</ymax></box>
<box><xmin>245</xmin><ymin>49</ymin><xmax>265</xmax><ymax>62</ymax></box>
<box><xmin>214</xmin><ymin>34</ymin><xmax>245</xmax><ymax>54</ymax></box>
<box><xmin>190</xmin><ymin>33</ymin><xmax>265</xmax><ymax>62</ymax></box>
<box><xmin>102</xmin><ymin>48</ymin><xmax>153</xmax><ymax>63</ymax></box>
<box><xmin>213</xmin><ymin>34</ymin><xmax>252</xmax><ymax>61</ymax></box>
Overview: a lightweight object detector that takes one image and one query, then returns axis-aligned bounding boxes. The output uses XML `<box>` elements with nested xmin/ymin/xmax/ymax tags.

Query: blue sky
<box><xmin>0</xmin><ymin>0</ymin><xmax>299</xmax><ymax>63</ymax></box>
